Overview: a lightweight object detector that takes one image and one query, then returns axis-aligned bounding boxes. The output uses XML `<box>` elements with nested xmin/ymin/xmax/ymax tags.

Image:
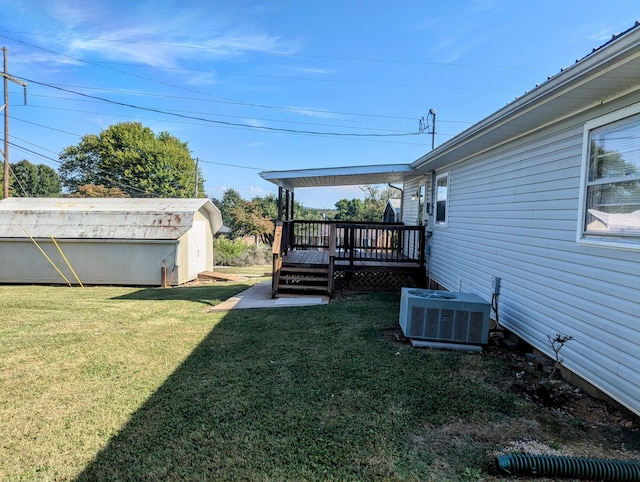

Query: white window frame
<box><xmin>577</xmin><ymin>102</ymin><xmax>640</xmax><ymax>250</ymax></box>
<box><xmin>435</xmin><ymin>171</ymin><xmax>449</xmax><ymax>227</ymax></box>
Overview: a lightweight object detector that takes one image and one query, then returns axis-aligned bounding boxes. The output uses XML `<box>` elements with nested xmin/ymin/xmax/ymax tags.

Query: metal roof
<box><xmin>0</xmin><ymin>198</ymin><xmax>222</xmax><ymax>240</ymax></box>
<box><xmin>259</xmin><ymin>163</ymin><xmax>417</xmax><ymax>190</ymax></box>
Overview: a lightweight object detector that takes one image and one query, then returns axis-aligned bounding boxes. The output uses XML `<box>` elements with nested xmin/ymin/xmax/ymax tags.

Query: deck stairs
<box><xmin>276</xmin><ymin>262</ymin><xmax>331</xmax><ymax>296</ymax></box>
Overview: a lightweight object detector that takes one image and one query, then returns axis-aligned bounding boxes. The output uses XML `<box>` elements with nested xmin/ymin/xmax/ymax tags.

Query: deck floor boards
<box><xmin>282</xmin><ymin>249</ymin><xmax>421</xmax><ymax>269</ymax></box>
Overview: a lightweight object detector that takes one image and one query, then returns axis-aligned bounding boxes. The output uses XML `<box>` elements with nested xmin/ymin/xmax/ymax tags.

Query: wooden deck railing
<box><xmin>282</xmin><ymin>220</ymin><xmax>425</xmax><ymax>265</ymax></box>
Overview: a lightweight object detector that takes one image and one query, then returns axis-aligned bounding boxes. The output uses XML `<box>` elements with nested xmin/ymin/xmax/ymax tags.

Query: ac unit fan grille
<box><xmin>399</xmin><ymin>288</ymin><xmax>490</xmax><ymax>345</ymax></box>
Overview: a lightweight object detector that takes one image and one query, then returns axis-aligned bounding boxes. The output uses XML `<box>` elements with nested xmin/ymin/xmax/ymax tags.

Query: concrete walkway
<box><xmin>209</xmin><ymin>280</ymin><xmax>330</xmax><ymax>311</ymax></box>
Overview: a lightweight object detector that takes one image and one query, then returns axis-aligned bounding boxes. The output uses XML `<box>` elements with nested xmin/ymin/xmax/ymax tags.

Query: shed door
<box><xmin>187</xmin><ymin>220</ymin><xmax>207</xmax><ymax>279</ymax></box>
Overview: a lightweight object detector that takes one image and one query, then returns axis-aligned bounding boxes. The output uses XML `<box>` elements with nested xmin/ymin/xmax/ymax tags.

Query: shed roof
<box><xmin>0</xmin><ymin>198</ymin><xmax>222</xmax><ymax>240</ymax></box>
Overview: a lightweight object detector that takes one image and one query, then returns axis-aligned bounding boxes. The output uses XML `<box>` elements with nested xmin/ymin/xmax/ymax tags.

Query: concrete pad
<box><xmin>209</xmin><ymin>280</ymin><xmax>329</xmax><ymax>311</ymax></box>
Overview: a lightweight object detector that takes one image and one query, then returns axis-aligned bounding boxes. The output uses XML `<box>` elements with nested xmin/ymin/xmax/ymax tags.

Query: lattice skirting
<box><xmin>333</xmin><ymin>269</ymin><xmax>421</xmax><ymax>292</ymax></box>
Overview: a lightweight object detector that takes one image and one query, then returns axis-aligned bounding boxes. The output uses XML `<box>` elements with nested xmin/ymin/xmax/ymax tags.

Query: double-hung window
<box><xmin>580</xmin><ymin>105</ymin><xmax>640</xmax><ymax>247</ymax></box>
<box><xmin>435</xmin><ymin>172</ymin><xmax>449</xmax><ymax>226</ymax></box>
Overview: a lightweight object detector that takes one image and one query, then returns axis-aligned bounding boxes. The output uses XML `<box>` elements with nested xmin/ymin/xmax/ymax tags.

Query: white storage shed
<box><xmin>0</xmin><ymin>198</ymin><xmax>222</xmax><ymax>286</ymax></box>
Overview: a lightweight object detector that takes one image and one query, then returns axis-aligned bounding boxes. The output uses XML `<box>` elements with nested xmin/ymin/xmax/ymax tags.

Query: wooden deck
<box><xmin>283</xmin><ymin>249</ymin><xmax>328</xmax><ymax>265</ymax></box>
<box><xmin>272</xmin><ymin>222</ymin><xmax>426</xmax><ymax>296</ymax></box>
<box><xmin>282</xmin><ymin>249</ymin><xmax>422</xmax><ymax>269</ymax></box>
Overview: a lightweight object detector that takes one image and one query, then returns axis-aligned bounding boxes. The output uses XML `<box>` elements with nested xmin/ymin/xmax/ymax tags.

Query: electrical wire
<box><xmin>18</xmin><ymin>77</ymin><xmax>422</xmax><ymax>138</ymax></box>
<box><xmin>0</xmin><ymin>30</ymin><xmax>552</xmax><ymax>71</ymax></box>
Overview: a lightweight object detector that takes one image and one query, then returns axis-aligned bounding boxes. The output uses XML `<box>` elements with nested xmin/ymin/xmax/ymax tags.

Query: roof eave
<box><xmin>260</xmin><ymin>163</ymin><xmax>417</xmax><ymax>190</ymax></box>
<box><xmin>411</xmin><ymin>22</ymin><xmax>640</xmax><ymax>172</ymax></box>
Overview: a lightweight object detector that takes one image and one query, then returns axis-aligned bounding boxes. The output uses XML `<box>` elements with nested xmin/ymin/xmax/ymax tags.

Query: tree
<box><xmin>58</xmin><ymin>122</ymin><xmax>205</xmax><ymax>197</ymax></box>
<box><xmin>333</xmin><ymin>198</ymin><xmax>364</xmax><ymax>220</ymax></box>
<box><xmin>213</xmin><ymin>189</ymin><xmax>276</xmax><ymax>243</ymax></box>
<box><xmin>332</xmin><ymin>185</ymin><xmax>399</xmax><ymax>221</ymax></box>
<box><xmin>4</xmin><ymin>159</ymin><xmax>61</xmax><ymax>197</ymax></box>
<box><xmin>64</xmin><ymin>184</ymin><xmax>130</xmax><ymax>198</ymax></box>
<box><xmin>212</xmin><ymin>188</ymin><xmax>243</xmax><ymax>231</ymax></box>
<box><xmin>213</xmin><ymin>189</ymin><xmax>334</xmax><ymax>243</ymax></box>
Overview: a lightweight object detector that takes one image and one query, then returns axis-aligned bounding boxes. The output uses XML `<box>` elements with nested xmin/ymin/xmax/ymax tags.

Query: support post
<box><xmin>277</xmin><ymin>186</ymin><xmax>284</xmax><ymax>221</ymax></box>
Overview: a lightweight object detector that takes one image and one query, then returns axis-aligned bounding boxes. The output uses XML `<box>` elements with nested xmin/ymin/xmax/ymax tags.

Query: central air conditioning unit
<box><xmin>399</xmin><ymin>288</ymin><xmax>491</xmax><ymax>349</ymax></box>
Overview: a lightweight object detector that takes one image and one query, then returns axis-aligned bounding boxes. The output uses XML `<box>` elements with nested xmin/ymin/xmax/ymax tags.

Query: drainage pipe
<box><xmin>496</xmin><ymin>453</ymin><xmax>640</xmax><ymax>481</ymax></box>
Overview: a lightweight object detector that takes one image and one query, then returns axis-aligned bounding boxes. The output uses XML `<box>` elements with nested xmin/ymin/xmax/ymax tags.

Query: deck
<box><xmin>272</xmin><ymin>221</ymin><xmax>426</xmax><ymax>297</ymax></box>
<box><xmin>282</xmin><ymin>249</ymin><xmax>423</xmax><ymax>269</ymax></box>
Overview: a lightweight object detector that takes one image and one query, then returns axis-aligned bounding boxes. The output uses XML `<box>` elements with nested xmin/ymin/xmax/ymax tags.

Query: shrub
<box><xmin>213</xmin><ymin>237</ymin><xmax>271</xmax><ymax>267</ymax></box>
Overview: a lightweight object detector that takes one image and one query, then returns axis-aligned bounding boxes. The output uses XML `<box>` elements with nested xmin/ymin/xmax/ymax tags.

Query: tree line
<box><xmin>2</xmin><ymin>121</ymin><xmax>399</xmax><ymax>243</ymax></box>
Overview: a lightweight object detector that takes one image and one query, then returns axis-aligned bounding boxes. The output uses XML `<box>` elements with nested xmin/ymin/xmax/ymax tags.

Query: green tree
<box><xmin>213</xmin><ymin>189</ymin><xmax>276</xmax><ymax>243</ymax></box>
<box><xmin>333</xmin><ymin>198</ymin><xmax>364</xmax><ymax>220</ymax></box>
<box><xmin>212</xmin><ymin>188</ymin><xmax>243</xmax><ymax>232</ymax></box>
<box><xmin>58</xmin><ymin>122</ymin><xmax>205</xmax><ymax>197</ymax></box>
<box><xmin>64</xmin><ymin>184</ymin><xmax>129</xmax><ymax>198</ymax></box>
<box><xmin>5</xmin><ymin>159</ymin><xmax>61</xmax><ymax>197</ymax></box>
<box><xmin>333</xmin><ymin>185</ymin><xmax>399</xmax><ymax>221</ymax></box>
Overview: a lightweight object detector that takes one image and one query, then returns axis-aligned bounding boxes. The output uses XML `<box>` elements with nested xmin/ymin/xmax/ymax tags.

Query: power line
<box><xmin>19</xmin><ymin>96</ymin><xmax>415</xmax><ymax>135</ymax></box>
<box><xmin>18</xmin><ymin>77</ymin><xmax>422</xmax><ymax>138</ymax></box>
<box><xmin>15</xmin><ymin>108</ymin><xmax>432</xmax><ymax>147</ymax></box>
<box><xmin>197</xmin><ymin>158</ymin><xmax>263</xmax><ymax>171</ymax></box>
<box><xmin>0</xmin><ymin>30</ymin><xmax>552</xmax><ymax>71</ymax></box>
<box><xmin>15</xmin><ymin>85</ymin><xmax>472</xmax><ymax>125</ymax></box>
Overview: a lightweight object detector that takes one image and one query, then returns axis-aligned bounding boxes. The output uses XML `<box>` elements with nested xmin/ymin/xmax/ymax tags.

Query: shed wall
<box><xmin>426</xmin><ymin>92</ymin><xmax>640</xmax><ymax>415</ymax></box>
<box><xmin>0</xmin><ymin>239</ymin><xmax>177</xmax><ymax>286</ymax></box>
<box><xmin>175</xmin><ymin>209</ymin><xmax>215</xmax><ymax>285</ymax></box>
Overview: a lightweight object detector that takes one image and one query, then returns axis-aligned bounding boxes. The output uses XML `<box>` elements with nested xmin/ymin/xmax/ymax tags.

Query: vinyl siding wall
<box><xmin>402</xmin><ymin>177</ymin><xmax>428</xmax><ymax>256</ymax></box>
<box><xmin>425</xmin><ymin>94</ymin><xmax>640</xmax><ymax>416</ymax></box>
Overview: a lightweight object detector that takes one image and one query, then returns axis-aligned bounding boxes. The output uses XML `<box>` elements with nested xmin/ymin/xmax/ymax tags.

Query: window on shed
<box><xmin>583</xmin><ymin>112</ymin><xmax>640</xmax><ymax>241</ymax></box>
<box><xmin>435</xmin><ymin>172</ymin><xmax>449</xmax><ymax>225</ymax></box>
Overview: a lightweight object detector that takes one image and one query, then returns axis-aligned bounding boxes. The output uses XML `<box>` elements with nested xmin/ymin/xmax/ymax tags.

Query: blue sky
<box><xmin>1</xmin><ymin>0</ymin><xmax>638</xmax><ymax>208</ymax></box>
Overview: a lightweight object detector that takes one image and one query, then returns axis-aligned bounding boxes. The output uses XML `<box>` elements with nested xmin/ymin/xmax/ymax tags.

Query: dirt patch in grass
<box><xmin>378</xmin><ymin>324</ymin><xmax>640</xmax><ymax>479</ymax></box>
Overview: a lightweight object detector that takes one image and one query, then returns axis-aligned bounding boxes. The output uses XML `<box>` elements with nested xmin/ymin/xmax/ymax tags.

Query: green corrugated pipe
<box><xmin>496</xmin><ymin>453</ymin><xmax>640</xmax><ymax>481</ymax></box>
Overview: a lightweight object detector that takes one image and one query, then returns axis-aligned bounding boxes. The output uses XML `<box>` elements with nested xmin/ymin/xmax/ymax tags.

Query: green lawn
<box><xmin>0</xmin><ymin>284</ymin><xmax>635</xmax><ymax>481</ymax></box>
<box><xmin>212</xmin><ymin>264</ymin><xmax>272</xmax><ymax>276</ymax></box>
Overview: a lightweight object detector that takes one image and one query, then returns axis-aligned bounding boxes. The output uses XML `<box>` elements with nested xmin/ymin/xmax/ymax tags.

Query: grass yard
<box><xmin>1</xmin><ymin>284</ymin><xmax>637</xmax><ymax>481</ymax></box>
<box><xmin>212</xmin><ymin>264</ymin><xmax>272</xmax><ymax>276</ymax></box>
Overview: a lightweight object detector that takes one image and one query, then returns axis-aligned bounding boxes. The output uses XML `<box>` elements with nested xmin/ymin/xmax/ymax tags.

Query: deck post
<box><xmin>328</xmin><ymin>224</ymin><xmax>336</xmax><ymax>296</ymax></box>
<box><xmin>277</xmin><ymin>187</ymin><xmax>284</xmax><ymax>221</ymax></box>
<box><xmin>419</xmin><ymin>225</ymin><xmax>426</xmax><ymax>267</ymax></box>
<box><xmin>272</xmin><ymin>222</ymin><xmax>284</xmax><ymax>298</ymax></box>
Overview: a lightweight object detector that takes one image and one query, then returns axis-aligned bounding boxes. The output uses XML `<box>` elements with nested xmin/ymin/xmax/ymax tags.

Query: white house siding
<box><xmin>402</xmin><ymin>178</ymin><xmax>423</xmax><ymax>257</ymax></box>
<box><xmin>402</xmin><ymin>178</ymin><xmax>421</xmax><ymax>225</ymax></box>
<box><xmin>427</xmin><ymin>94</ymin><xmax>640</xmax><ymax>416</ymax></box>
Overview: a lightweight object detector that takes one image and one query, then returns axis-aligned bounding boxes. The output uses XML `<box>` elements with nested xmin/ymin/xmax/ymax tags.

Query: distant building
<box><xmin>0</xmin><ymin>198</ymin><xmax>222</xmax><ymax>286</ymax></box>
<box><xmin>383</xmin><ymin>198</ymin><xmax>401</xmax><ymax>222</ymax></box>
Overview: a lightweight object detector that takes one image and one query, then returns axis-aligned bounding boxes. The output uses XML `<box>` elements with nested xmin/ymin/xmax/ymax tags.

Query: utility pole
<box><xmin>418</xmin><ymin>108</ymin><xmax>437</xmax><ymax>150</ymax></box>
<box><xmin>194</xmin><ymin>157</ymin><xmax>199</xmax><ymax>197</ymax></box>
<box><xmin>2</xmin><ymin>47</ymin><xmax>28</xmax><ymax>199</ymax></box>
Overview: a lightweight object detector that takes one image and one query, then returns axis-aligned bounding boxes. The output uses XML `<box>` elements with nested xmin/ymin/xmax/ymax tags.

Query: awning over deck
<box><xmin>259</xmin><ymin>163</ymin><xmax>417</xmax><ymax>191</ymax></box>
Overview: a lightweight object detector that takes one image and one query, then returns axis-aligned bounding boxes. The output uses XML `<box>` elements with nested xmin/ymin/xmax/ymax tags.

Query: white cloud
<box><xmin>15</xmin><ymin>1</ymin><xmax>300</xmax><ymax>70</ymax></box>
<box><xmin>284</xmin><ymin>107</ymin><xmax>339</xmax><ymax>119</ymax></box>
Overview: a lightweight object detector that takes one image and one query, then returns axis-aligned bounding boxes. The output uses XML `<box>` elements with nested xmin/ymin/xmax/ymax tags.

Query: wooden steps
<box><xmin>276</xmin><ymin>264</ymin><xmax>331</xmax><ymax>296</ymax></box>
